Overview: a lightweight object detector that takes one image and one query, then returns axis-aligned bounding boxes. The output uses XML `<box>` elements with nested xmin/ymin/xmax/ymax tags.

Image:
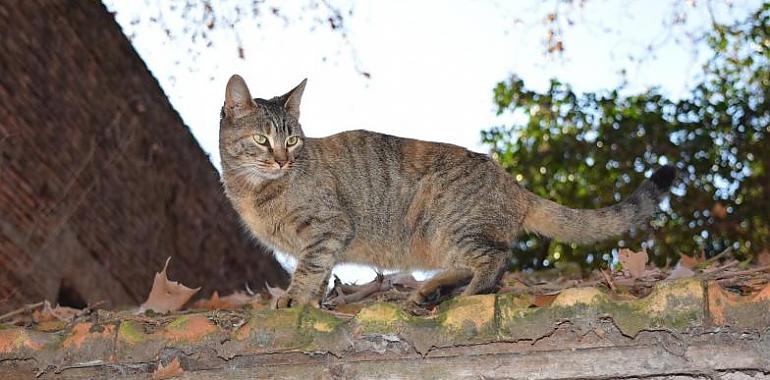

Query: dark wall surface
<box><xmin>0</xmin><ymin>0</ymin><xmax>288</xmax><ymax>312</ymax></box>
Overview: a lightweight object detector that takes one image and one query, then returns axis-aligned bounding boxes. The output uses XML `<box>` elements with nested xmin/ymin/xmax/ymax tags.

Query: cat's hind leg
<box><xmin>410</xmin><ymin>241</ymin><xmax>509</xmax><ymax>307</ymax></box>
<box><xmin>460</xmin><ymin>246</ymin><xmax>508</xmax><ymax>296</ymax></box>
<box><xmin>410</xmin><ymin>268</ymin><xmax>472</xmax><ymax>306</ymax></box>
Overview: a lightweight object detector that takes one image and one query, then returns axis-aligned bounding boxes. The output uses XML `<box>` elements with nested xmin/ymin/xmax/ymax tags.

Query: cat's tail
<box><xmin>521</xmin><ymin>165</ymin><xmax>676</xmax><ymax>244</ymax></box>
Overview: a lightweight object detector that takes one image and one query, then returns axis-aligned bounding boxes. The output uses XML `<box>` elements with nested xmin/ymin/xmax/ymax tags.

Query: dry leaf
<box><xmin>667</xmin><ymin>262</ymin><xmax>696</xmax><ymax>280</ymax></box>
<box><xmin>618</xmin><ymin>248</ymin><xmax>648</xmax><ymax>278</ymax></box>
<box><xmin>32</xmin><ymin>301</ymin><xmax>79</xmax><ymax>323</ymax></box>
<box><xmin>152</xmin><ymin>357</ymin><xmax>183</xmax><ymax>380</ymax></box>
<box><xmin>191</xmin><ymin>291</ymin><xmax>260</xmax><ymax>310</ymax></box>
<box><xmin>139</xmin><ymin>257</ymin><xmax>200</xmax><ymax>313</ymax></box>
<box><xmin>679</xmin><ymin>251</ymin><xmax>706</xmax><ymax>269</ymax></box>
<box><xmin>531</xmin><ymin>293</ymin><xmax>559</xmax><ymax>307</ymax></box>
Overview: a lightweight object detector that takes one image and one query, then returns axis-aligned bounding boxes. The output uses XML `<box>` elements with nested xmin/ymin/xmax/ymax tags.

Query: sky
<box><xmin>104</xmin><ymin>0</ymin><xmax>761</xmax><ymax>285</ymax></box>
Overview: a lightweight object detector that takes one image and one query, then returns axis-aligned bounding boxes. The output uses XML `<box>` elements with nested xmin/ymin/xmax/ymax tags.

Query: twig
<box><xmin>713</xmin><ymin>264</ymin><xmax>770</xmax><ymax>280</ymax></box>
<box><xmin>697</xmin><ymin>247</ymin><xmax>733</xmax><ymax>269</ymax></box>
<box><xmin>0</xmin><ymin>301</ymin><xmax>44</xmax><ymax>321</ymax></box>
<box><xmin>326</xmin><ymin>277</ymin><xmax>390</xmax><ymax>306</ymax></box>
<box><xmin>600</xmin><ymin>269</ymin><xmax>616</xmax><ymax>291</ymax></box>
<box><xmin>702</xmin><ymin>260</ymin><xmax>740</xmax><ymax>278</ymax></box>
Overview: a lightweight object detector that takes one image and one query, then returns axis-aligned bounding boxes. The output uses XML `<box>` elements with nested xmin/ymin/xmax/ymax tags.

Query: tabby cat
<box><xmin>219</xmin><ymin>75</ymin><xmax>675</xmax><ymax>308</ymax></box>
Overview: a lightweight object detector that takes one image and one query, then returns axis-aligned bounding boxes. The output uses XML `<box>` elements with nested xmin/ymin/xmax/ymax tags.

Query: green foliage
<box><xmin>484</xmin><ymin>4</ymin><xmax>770</xmax><ymax>269</ymax></box>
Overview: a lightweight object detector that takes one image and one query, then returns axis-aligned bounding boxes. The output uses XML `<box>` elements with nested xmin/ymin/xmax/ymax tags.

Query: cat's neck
<box><xmin>223</xmin><ymin>165</ymin><xmax>286</xmax><ymax>195</ymax></box>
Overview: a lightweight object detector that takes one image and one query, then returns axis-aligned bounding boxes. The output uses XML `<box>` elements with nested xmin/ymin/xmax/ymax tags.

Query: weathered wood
<box><xmin>0</xmin><ymin>0</ymin><xmax>288</xmax><ymax>313</ymax></box>
<box><xmin>1</xmin><ymin>279</ymin><xmax>768</xmax><ymax>379</ymax></box>
<box><xmin>2</xmin><ymin>325</ymin><xmax>768</xmax><ymax>379</ymax></box>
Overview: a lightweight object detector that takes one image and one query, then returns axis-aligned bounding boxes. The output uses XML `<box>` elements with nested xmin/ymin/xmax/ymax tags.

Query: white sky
<box><xmin>104</xmin><ymin>0</ymin><xmax>759</xmax><ymax>285</ymax></box>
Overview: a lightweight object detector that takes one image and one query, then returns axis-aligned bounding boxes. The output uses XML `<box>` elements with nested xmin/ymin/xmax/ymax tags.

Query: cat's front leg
<box><xmin>275</xmin><ymin>216</ymin><xmax>353</xmax><ymax>308</ymax></box>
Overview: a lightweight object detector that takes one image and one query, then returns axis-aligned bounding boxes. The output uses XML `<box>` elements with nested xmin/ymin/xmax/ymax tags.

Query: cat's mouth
<box><xmin>272</xmin><ymin>160</ymin><xmax>293</xmax><ymax>170</ymax></box>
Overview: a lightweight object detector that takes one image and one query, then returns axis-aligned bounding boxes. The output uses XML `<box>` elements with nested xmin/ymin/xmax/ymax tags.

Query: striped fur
<box><xmin>219</xmin><ymin>75</ymin><xmax>675</xmax><ymax>307</ymax></box>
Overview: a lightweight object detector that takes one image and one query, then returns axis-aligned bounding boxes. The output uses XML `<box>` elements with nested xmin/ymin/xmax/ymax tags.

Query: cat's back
<box><xmin>300</xmin><ymin>128</ymin><xmax>502</xmax><ymax>214</ymax></box>
<box><xmin>305</xmin><ymin>129</ymin><xmax>490</xmax><ymax>176</ymax></box>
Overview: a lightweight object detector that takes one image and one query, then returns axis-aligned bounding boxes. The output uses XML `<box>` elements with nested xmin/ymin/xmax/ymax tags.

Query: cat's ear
<box><xmin>280</xmin><ymin>78</ymin><xmax>307</xmax><ymax>120</ymax></box>
<box><xmin>224</xmin><ymin>74</ymin><xmax>256</xmax><ymax>119</ymax></box>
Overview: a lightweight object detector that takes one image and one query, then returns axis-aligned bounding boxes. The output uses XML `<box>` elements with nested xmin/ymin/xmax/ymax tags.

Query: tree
<box><xmin>483</xmin><ymin>3</ymin><xmax>770</xmax><ymax>269</ymax></box>
<box><xmin>104</xmin><ymin>0</ymin><xmax>367</xmax><ymax>75</ymax></box>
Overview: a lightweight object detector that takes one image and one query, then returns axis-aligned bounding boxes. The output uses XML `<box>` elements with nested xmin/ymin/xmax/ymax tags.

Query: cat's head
<box><xmin>219</xmin><ymin>75</ymin><xmax>307</xmax><ymax>181</ymax></box>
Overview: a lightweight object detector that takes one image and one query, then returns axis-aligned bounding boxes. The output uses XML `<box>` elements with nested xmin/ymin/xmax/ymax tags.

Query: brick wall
<box><xmin>0</xmin><ymin>0</ymin><xmax>288</xmax><ymax>312</ymax></box>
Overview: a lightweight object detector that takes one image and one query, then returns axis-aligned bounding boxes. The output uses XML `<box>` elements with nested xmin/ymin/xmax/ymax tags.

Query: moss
<box><xmin>256</xmin><ymin>307</ymin><xmax>305</xmax><ymax>329</ymax></box>
<box><xmin>300</xmin><ymin>307</ymin><xmax>344</xmax><ymax>333</ymax></box>
<box><xmin>229</xmin><ymin>308</ymin><xmax>312</xmax><ymax>351</ymax></box>
<box><xmin>117</xmin><ymin>320</ymin><xmax>148</xmax><ymax>344</ymax></box>
<box><xmin>354</xmin><ymin>303</ymin><xmax>412</xmax><ymax>333</ymax></box>
<box><xmin>496</xmin><ymin>279</ymin><xmax>706</xmax><ymax>339</ymax></box>
<box><xmin>615</xmin><ymin>278</ymin><xmax>704</xmax><ymax>335</ymax></box>
<box><xmin>166</xmin><ymin>315</ymin><xmax>191</xmax><ymax>330</ymax></box>
<box><xmin>497</xmin><ymin>293</ymin><xmax>559</xmax><ymax>339</ymax></box>
<box><xmin>436</xmin><ymin>295</ymin><xmax>497</xmax><ymax>338</ymax></box>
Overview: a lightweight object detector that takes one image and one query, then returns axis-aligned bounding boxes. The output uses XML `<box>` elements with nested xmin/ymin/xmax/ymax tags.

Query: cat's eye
<box><xmin>252</xmin><ymin>134</ymin><xmax>268</xmax><ymax>145</ymax></box>
<box><xmin>286</xmin><ymin>136</ymin><xmax>300</xmax><ymax>147</ymax></box>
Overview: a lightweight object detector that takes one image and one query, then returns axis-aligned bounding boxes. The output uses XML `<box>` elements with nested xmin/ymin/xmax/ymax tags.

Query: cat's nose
<box><xmin>276</xmin><ymin>159</ymin><xmax>288</xmax><ymax>168</ymax></box>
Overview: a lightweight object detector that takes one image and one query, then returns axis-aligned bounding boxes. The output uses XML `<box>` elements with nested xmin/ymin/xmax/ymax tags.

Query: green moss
<box><xmin>299</xmin><ymin>307</ymin><xmax>344</xmax><ymax>333</ymax></box>
<box><xmin>354</xmin><ymin>303</ymin><xmax>412</xmax><ymax>333</ymax></box>
<box><xmin>435</xmin><ymin>295</ymin><xmax>497</xmax><ymax>338</ymax></box>
<box><xmin>497</xmin><ymin>293</ymin><xmax>565</xmax><ymax>339</ymax></box>
<box><xmin>117</xmin><ymin>320</ymin><xmax>148</xmax><ymax>344</ymax></box>
<box><xmin>166</xmin><ymin>315</ymin><xmax>191</xmax><ymax>330</ymax></box>
<box><xmin>496</xmin><ymin>279</ymin><xmax>706</xmax><ymax>339</ymax></box>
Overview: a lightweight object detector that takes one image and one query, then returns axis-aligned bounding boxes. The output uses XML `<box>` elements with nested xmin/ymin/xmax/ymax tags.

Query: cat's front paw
<box><xmin>272</xmin><ymin>293</ymin><xmax>321</xmax><ymax>309</ymax></box>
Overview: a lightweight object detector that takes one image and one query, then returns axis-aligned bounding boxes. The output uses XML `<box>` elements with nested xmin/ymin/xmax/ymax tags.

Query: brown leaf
<box><xmin>618</xmin><ymin>248</ymin><xmax>648</xmax><ymax>278</ymax></box>
<box><xmin>679</xmin><ymin>251</ymin><xmax>706</xmax><ymax>269</ymax></box>
<box><xmin>140</xmin><ymin>257</ymin><xmax>200</xmax><ymax>313</ymax></box>
<box><xmin>531</xmin><ymin>293</ymin><xmax>559</xmax><ymax>307</ymax></box>
<box><xmin>190</xmin><ymin>291</ymin><xmax>260</xmax><ymax>310</ymax></box>
<box><xmin>32</xmin><ymin>301</ymin><xmax>79</xmax><ymax>323</ymax></box>
<box><xmin>152</xmin><ymin>357</ymin><xmax>183</xmax><ymax>380</ymax></box>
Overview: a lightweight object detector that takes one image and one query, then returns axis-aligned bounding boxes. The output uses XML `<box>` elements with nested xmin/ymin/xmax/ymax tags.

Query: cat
<box><xmin>219</xmin><ymin>75</ymin><xmax>675</xmax><ymax>308</ymax></box>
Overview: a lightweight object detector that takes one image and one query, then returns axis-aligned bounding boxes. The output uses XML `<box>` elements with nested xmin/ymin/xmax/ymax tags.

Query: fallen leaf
<box><xmin>679</xmin><ymin>251</ymin><xmax>706</xmax><ymax>269</ymax></box>
<box><xmin>190</xmin><ymin>291</ymin><xmax>261</xmax><ymax>310</ymax></box>
<box><xmin>667</xmin><ymin>262</ymin><xmax>696</xmax><ymax>280</ymax></box>
<box><xmin>618</xmin><ymin>248</ymin><xmax>648</xmax><ymax>278</ymax></box>
<box><xmin>32</xmin><ymin>301</ymin><xmax>79</xmax><ymax>323</ymax></box>
<box><xmin>139</xmin><ymin>257</ymin><xmax>200</xmax><ymax>313</ymax></box>
<box><xmin>531</xmin><ymin>293</ymin><xmax>559</xmax><ymax>307</ymax></box>
<box><xmin>152</xmin><ymin>357</ymin><xmax>183</xmax><ymax>380</ymax></box>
